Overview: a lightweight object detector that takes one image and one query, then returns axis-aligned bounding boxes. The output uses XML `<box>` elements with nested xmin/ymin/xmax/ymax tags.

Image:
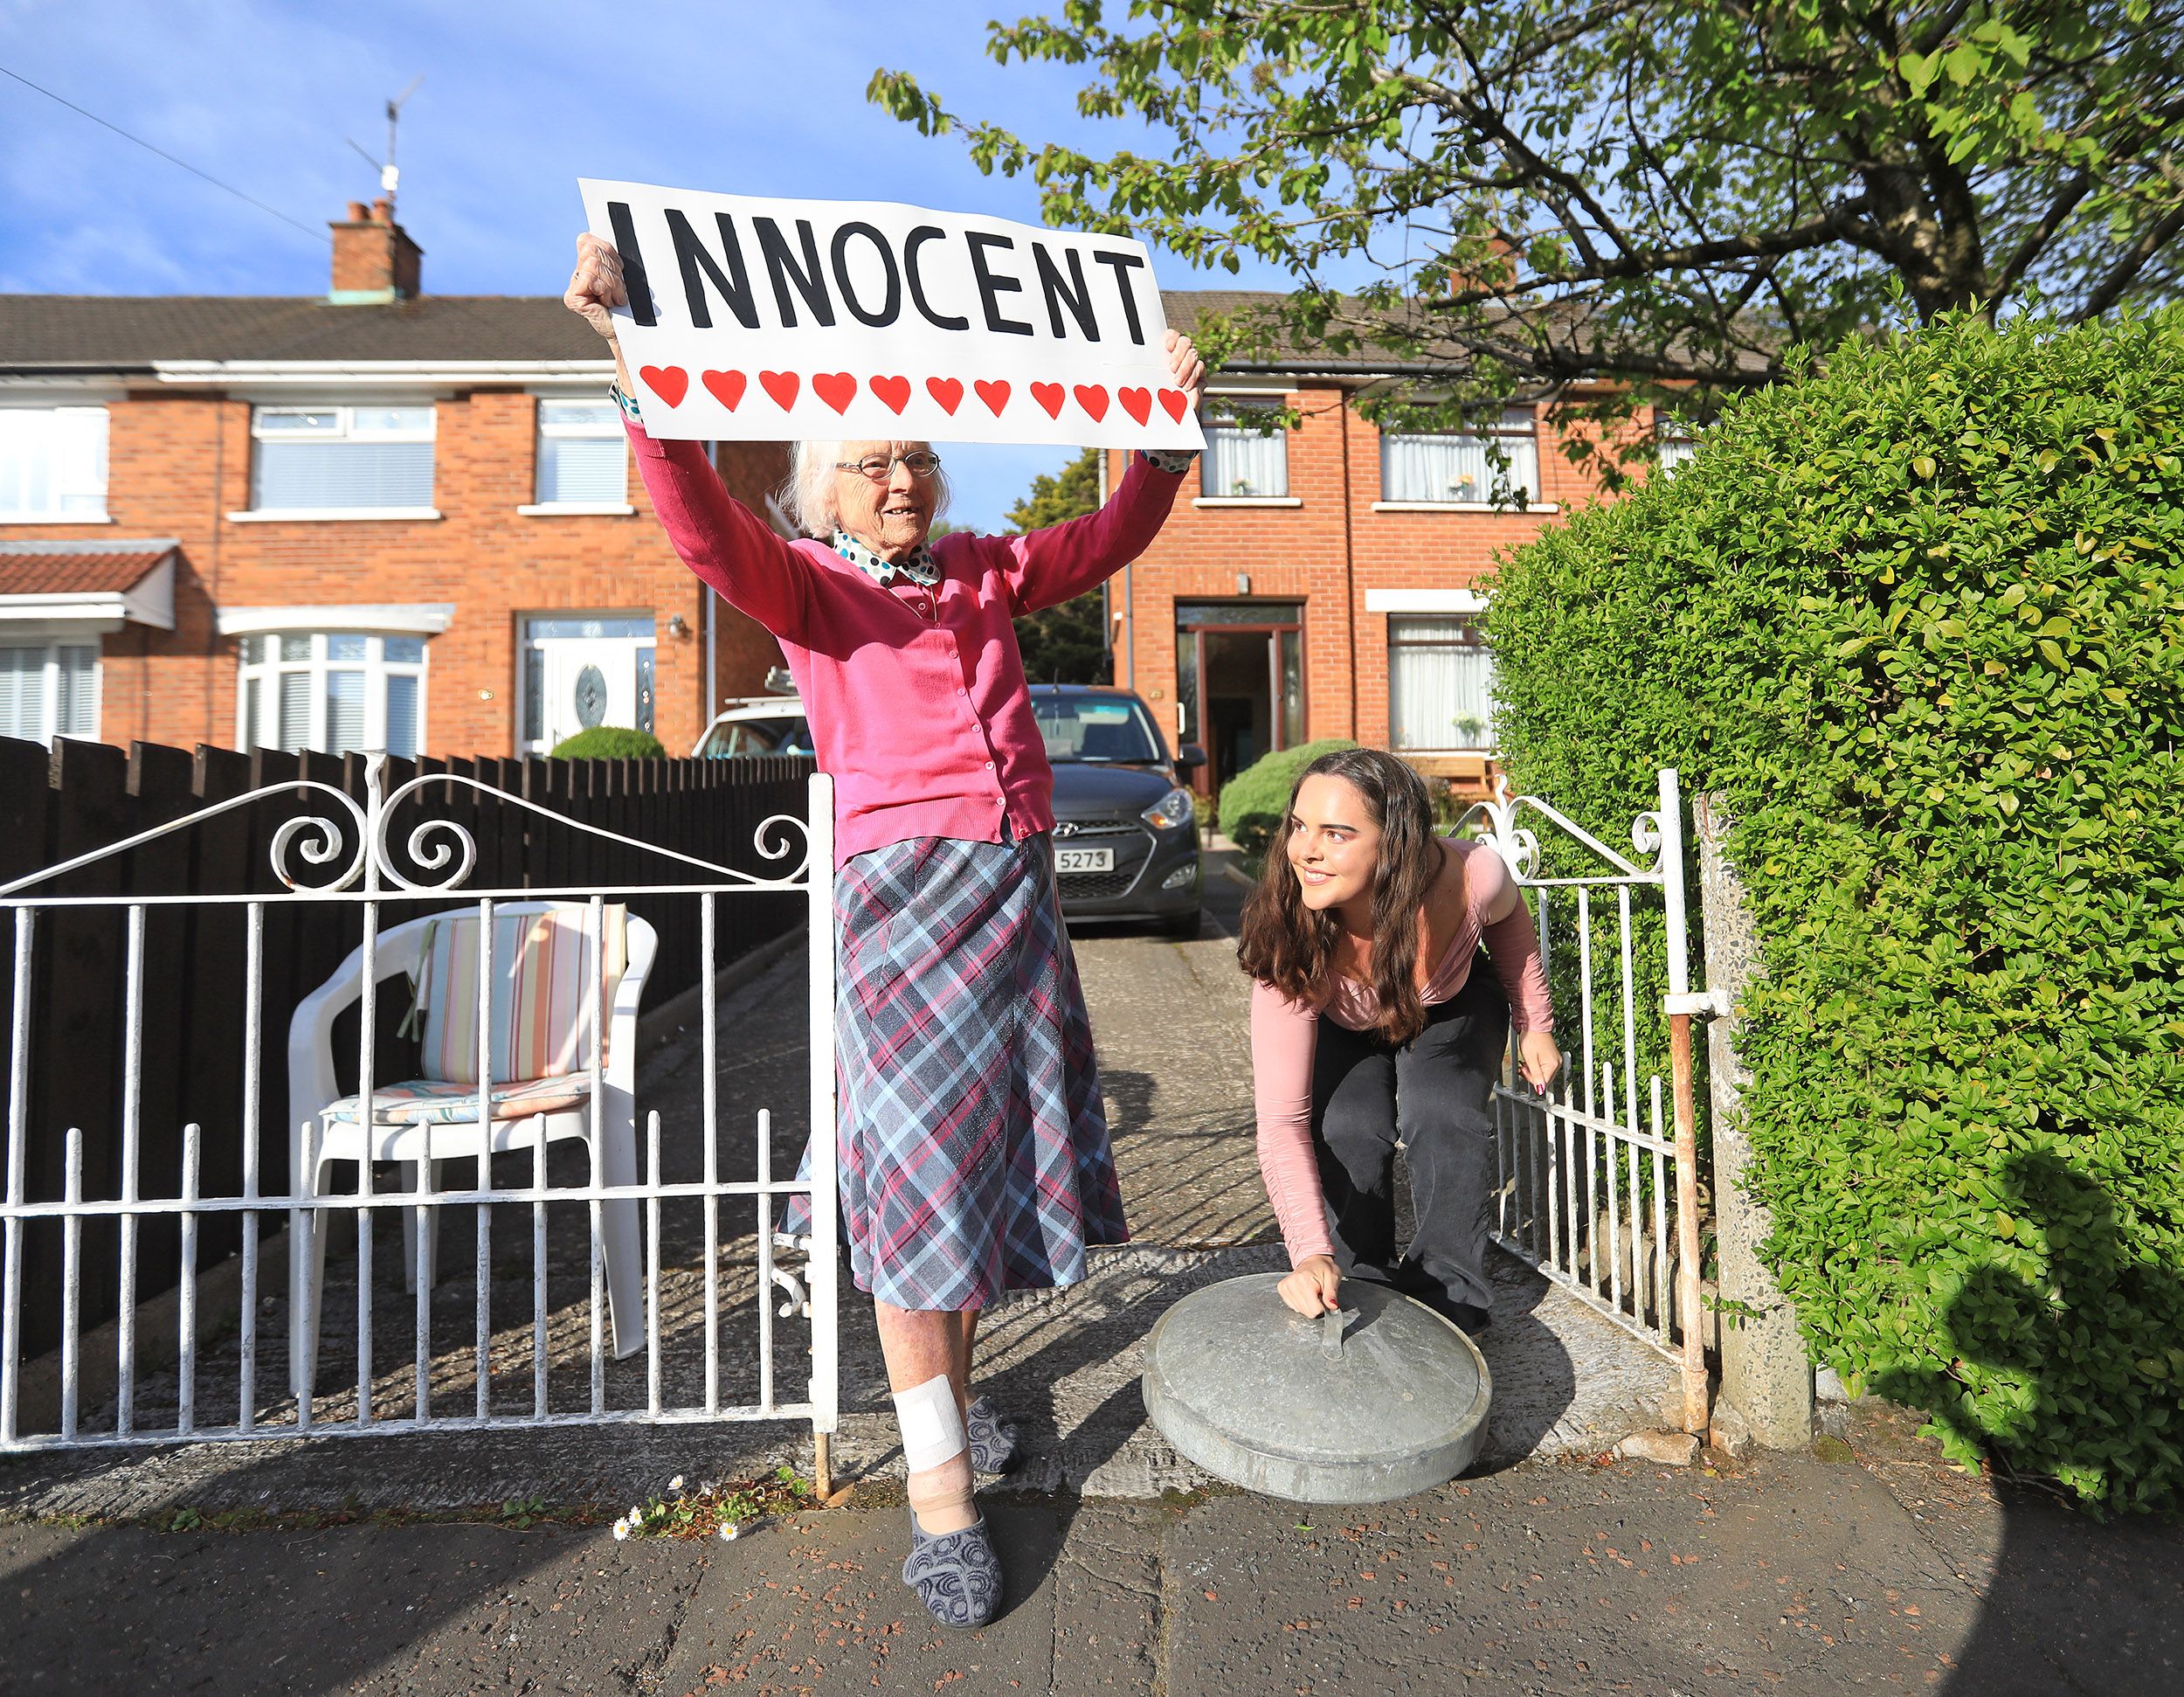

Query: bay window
<box><xmin>237</xmin><ymin>631</ymin><xmax>426</xmax><ymax>758</ymax></box>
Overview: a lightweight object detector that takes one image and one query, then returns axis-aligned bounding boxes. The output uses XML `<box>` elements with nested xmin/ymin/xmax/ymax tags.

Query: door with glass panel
<box><xmin>1172</xmin><ymin>602</ymin><xmax>1303</xmax><ymax>795</ymax></box>
<box><xmin>520</xmin><ymin>615</ymin><xmax>657</xmax><ymax>754</ymax></box>
<box><xmin>236</xmin><ymin>632</ymin><xmax>425</xmax><ymax>758</ymax></box>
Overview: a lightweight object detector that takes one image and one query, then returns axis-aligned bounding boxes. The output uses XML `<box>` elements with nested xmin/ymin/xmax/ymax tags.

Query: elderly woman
<box><xmin>566</xmin><ymin>233</ymin><xmax>1202</xmax><ymax>1628</ymax></box>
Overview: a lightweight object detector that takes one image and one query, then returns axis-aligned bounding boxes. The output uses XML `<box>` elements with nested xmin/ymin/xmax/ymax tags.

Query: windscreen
<box><xmin>1034</xmin><ymin>696</ymin><xmax>1163</xmax><ymax>763</ymax></box>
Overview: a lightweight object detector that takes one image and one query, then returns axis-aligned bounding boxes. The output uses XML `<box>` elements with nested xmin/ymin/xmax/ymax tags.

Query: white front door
<box><xmin>521</xmin><ymin>614</ymin><xmax>657</xmax><ymax>753</ymax></box>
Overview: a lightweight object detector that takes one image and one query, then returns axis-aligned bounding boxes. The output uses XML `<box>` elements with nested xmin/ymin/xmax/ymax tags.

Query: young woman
<box><xmin>1238</xmin><ymin>747</ymin><xmax>1559</xmax><ymax>1329</ymax></box>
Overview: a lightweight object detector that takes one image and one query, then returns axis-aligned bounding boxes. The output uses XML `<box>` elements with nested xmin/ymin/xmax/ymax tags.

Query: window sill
<box><xmin>225</xmin><ymin>508</ymin><xmax>442</xmax><ymax>523</ymax></box>
<box><xmin>515</xmin><ymin>502</ymin><xmax>638</xmax><ymax>516</ymax></box>
<box><xmin>1191</xmin><ymin>496</ymin><xmax>1303</xmax><ymax>509</ymax></box>
<box><xmin>1371</xmin><ymin>501</ymin><xmax>1558</xmax><ymax>515</ymax></box>
<box><xmin>0</xmin><ymin>511</ymin><xmax>112</xmax><ymax>524</ymax></box>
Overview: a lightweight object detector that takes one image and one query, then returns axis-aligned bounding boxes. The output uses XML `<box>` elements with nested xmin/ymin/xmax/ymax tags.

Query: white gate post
<box><xmin>804</xmin><ymin>772</ymin><xmax>840</xmax><ymax>1494</ymax></box>
<box><xmin>1657</xmin><ymin>769</ymin><xmax>1711</xmax><ymax>1436</ymax></box>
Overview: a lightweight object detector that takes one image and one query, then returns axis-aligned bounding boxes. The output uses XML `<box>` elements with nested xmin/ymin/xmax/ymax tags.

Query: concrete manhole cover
<box><xmin>1143</xmin><ymin>1273</ymin><xmax>1491</xmax><ymax>1503</ymax></box>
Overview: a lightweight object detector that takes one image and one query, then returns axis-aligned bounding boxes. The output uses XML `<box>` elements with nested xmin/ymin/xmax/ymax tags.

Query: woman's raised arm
<box><xmin>565</xmin><ymin>233</ymin><xmax>815</xmax><ymax>643</ymax></box>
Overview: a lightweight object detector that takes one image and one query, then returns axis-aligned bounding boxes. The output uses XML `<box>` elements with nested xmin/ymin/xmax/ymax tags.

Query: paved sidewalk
<box><xmin>7</xmin><ymin>1407</ymin><xmax>2181</xmax><ymax>1694</ymax></box>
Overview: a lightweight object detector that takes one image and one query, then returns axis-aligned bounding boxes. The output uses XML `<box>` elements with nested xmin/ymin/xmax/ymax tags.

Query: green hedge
<box><xmin>1487</xmin><ymin>308</ymin><xmax>2184</xmax><ymax>1509</ymax></box>
<box><xmin>1216</xmin><ymin>738</ymin><xmax>1357</xmax><ymax>864</ymax></box>
<box><xmin>550</xmin><ymin>727</ymin><xmax>667</xmax><ymax>760</ymax></box>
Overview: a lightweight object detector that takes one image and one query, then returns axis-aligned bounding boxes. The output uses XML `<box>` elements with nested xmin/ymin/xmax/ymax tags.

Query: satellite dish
<box><xmin>1142</xmin><ymin>1274</ymin><xmax>1491</xmax><ymax>1503</ymax></box>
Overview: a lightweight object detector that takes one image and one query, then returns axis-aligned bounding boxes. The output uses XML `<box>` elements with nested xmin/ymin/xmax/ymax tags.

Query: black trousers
<box><xmin>1310</xmin><ymin>957</ymin><xmax>1508</xmax><ymax>1322</ymax></box>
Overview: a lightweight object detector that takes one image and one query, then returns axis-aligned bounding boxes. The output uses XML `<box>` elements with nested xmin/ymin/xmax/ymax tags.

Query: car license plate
<box><xmin>1054</xmin><ymin>847</ymin><xmax>1115</xmax><ymax>874</ymax></box>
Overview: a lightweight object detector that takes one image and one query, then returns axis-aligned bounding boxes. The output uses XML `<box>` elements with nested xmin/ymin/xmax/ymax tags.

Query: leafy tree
<box><xmin>1007</xmin><ymin>448</ymin><xmax>1112</xmax><ymax>682</ymax></box>
<box><xmin>874</xmin><ymin>2</ymin><xmax>2184</xmax><ymax>474</ymax></box>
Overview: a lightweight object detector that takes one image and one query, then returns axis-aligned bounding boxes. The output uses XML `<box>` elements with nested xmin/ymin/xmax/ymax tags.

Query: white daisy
<box><xmin>719</xmin><ymin>1523</ymin><xmax>738</xmax><ymax>1541</ymax></box>
<box><xmin>668</xmin><ymin>1475</ymin><xmax>684</xmax><ymax>1493</ymax></box>
<box><xmin>612</xmin><ymin>1518</ymin><xmax>630</xmax><ymax>1541</ymax></box>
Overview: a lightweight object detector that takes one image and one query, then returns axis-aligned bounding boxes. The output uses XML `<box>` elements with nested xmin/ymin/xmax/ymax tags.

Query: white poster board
<box><xmin>578</xmin><ymin>179</ymin><xmax>1204</xmax><ymax>450</ymax></box>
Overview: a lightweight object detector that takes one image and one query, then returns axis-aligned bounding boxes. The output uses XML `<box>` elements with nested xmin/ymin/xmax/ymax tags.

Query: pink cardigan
<box><xmin>1251</xmin><ymin>839</ymin><xmax>1553</xmax><ymax>1266</ymax></box>
<box><xmin>627</xmin><ymin>423</ymin><xmax>1185</xmax><ymax>864</ymax></box>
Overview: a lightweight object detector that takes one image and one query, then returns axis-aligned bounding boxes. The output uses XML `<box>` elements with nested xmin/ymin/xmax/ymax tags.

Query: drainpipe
<box><xmin>1341</xmin><ymin>386</ymin><xmax>1358</xmax><ymax>738</ymax></box>
<box><xmin>703</xmin><ymin>585</ymin><xmax>716</xmax><ymax>732</ymax></box>
<box><xmin>1107</xmin><ymin>450</ymin><xmax>1134</xmax><ymax>689</ymax></box>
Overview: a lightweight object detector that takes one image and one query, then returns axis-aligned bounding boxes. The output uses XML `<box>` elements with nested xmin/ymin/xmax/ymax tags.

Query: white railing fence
<box><xmin>0</xmin><ymin>758</ymin><xmax>839</xmax><ymax>1464</ymax></box>
<box><xmin>1470</xmin><ymin>767</ymin><xmax>1713</xmax><ymax>1430</ymax></box>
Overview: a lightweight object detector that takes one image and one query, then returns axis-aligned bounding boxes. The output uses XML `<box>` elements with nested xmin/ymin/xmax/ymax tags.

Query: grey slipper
<box><xmin>902</xmin><ymin>1511</ymin><xmax>1004</xmax><ymax>1628</ymax></box>
<box><xmin>966</xmin><ymin>1396</ymin><xmax>1021</xmax><ymax>1476</ymax></box>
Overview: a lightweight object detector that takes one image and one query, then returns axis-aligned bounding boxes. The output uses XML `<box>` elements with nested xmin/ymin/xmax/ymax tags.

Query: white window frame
<box><xmin>232</xmin><ymin>403</ymin><xmax>439</xmax><ymax>522</ymax></box>
<box><xmin>0</xmin><ymin>633</ymin><xmax>101</xmax><ymax>745</ymax></box>
<box><xmin>1375</xmin><ymin>407</ymin><xmax>1548</xmax><ymax>511</ymax></box>
<box><xmin>1195</xmin><ymin>401</ymin><xmax>1298</xmax><ymax>506</ymax></box>
<box><xmin>234</xmin><ymin>629</ymin><xmax>429</xmax><ymax>758</ymax></box>
<box><xmin>1656</xmin><ymin>418</ymin><xmax>1700</xmax><ymax>475</ymax></box>
<box><xmin>1386</xmin><ymin>613</ymin><xmax>1497</xmax><ymax>752</ymax></box>
<box><xmin>0</xmin><ymin>406</ymin><xmax>111</xmax><ymax>523</ymax></box>
<box><xmin>519</xmin><ymin>396</ymin><xmax>634</xmax><ymax>516</ymax></box>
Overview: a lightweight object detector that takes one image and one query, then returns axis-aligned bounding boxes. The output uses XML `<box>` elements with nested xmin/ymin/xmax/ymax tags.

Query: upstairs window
<box><xmin>249</xmin><ymin>405</ymin><xmax>434</xmax><ymax>511</ymax></box>
<box><xmin>0</xmin><ymin>641</ymin><xmax>98</xmax><ymax>745</ymax></box>
<box><xmin>1380</xmin><ymin>408</ymin><xmax>1539</xmax><ymax>505</ymax></box>
<box><xmin>535</xmin><ymin>398</ymin><xmax>628</xmax><ymax>507</ymax></box>
<box><xmin>0</xmin><ymin>407</ymin><xmax>108</xmax><ymax>520</ymax></box>
<box><xmin>1199</xmin><ymin>404</ymin><xmax>1289</xmax><ymax>499</ymax></box>
<box><xmin>237</xmin><ymin>631</ymin><xmax>426</xmax><ymax>758</ymax></box>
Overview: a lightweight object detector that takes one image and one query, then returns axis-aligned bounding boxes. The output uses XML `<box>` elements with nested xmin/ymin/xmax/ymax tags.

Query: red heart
<box><xmin>760</xmin><ymin>371</ymin><xmax>800</xmax><ymax>411</ymax></box>
<box><xmin>1117</xmin><ymin>386</ymin><xmax>1152</xmax><ymax>426</ymax></box>
<box><xmin>974</xmin><ymin>379</ymin><xmax>1011</xmax><ymax>416</ymax></box>
<box><xmin>926</xmin><ymin>377</ymin><xmax>964</xmax><ymax>415</ymax></box>
<box><xmin>701</xmin><ymin>370</ymin><xmax>746</xmax><ymax>411</ymax></box>
<box><xmin>1158</xmin><ymin>389</ymin><xmax>1190</xmax><ymax>424</ymax></box>
<box><xmin>639</xmin><ymin>364</ymin><xmax>688</xmax><ymax>407</ymax></box>
<box><xmin>869</xmin><ymin>374</ymin><xmax>911</xmax><ymax>414</ymax></box>
<box><xmin>1030</xmin><ymin>382</ymin><xmax>1065</xmax><ymax>419</ymax></box>
<box><xmin>813</xmin><ymin>371</ymin><xmax>857</xmax><ymax>414</ymax></box>
<box><xmin>1073</xmin><ymin>384</ymin><xmax>1109</xmax><ymax>422</ymax></box>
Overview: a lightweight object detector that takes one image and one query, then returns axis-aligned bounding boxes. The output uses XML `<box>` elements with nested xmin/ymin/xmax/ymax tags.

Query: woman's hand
<box><xmin>1278</xmin><ymin>1254</ymin><xmax>1341</xmax><ymax>1317</ymax></box>
<box><xmin>565</xmin><ymin>233</ymin><xmax>628</xmax><ymax>345</ymax></box>
<box><xmin>1163</xmin><ymin>328</ymin><xmax>1206</xmax><ymax>412</ymax></box>
<box><xmin>1518</xmin><ymin>1030</ymin><xmax>1561</xmax><ymax>1094</ymax></box>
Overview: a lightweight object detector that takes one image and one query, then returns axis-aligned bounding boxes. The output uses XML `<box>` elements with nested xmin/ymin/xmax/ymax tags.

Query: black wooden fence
<box><xmin>0</xmin><ymin>737</ymin><xmax>809</xmax><ymax>1361</ymax></box>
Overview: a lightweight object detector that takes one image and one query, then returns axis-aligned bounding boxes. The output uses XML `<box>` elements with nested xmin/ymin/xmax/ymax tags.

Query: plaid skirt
<box><xmin>783</xmin><ymin>830</ymin><xmax>1129</xmax><ymax>1310</ymax></box>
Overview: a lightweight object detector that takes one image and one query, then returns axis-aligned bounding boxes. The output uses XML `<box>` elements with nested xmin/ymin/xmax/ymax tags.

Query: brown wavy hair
<box><xmin>1236</xmin><ymin>747</ymin><xmax>1444</xmax><ymax>1043</ymax></box>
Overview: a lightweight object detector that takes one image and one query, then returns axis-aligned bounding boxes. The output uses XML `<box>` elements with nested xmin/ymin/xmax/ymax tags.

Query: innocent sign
<box><xmin>579</xmin><ymin>179</ymin><xmax>1204</xmax><ymax>450</ymax></box>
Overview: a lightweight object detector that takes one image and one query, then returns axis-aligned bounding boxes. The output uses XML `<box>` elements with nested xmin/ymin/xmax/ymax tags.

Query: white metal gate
<box><xmin>1470</xmin><ymin>767</ymin><xmax>1717</xmax><ymax>1430</ymax></box>
<box><xmin>0</xmin><ymin>758</ymin><xmax>839</xmax><ymax>1462</ymax></box>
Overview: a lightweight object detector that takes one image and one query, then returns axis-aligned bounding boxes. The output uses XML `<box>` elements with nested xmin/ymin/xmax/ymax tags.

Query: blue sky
<box><xmin>0</xmin><ymin>0</ymin><xmax>1295</xmax><ymax>530</ymax></box>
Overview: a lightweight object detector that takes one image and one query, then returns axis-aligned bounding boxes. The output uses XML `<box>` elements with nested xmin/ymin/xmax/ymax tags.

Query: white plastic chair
<box><xmin>286</xmin><ymin>902</ymin><xmax>656</xmax><ymax>1392</ymax></box>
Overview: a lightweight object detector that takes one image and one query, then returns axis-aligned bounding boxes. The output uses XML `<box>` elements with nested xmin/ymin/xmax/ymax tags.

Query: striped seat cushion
<box><xmin>320</xmin><ymin>1073</ymin><xmax>592</xmax><ymax>1126</ymax></box>
<box><xmin>400</xmin><ymin>906</ymin><xmax>628</xmax><ymax>1086</ymax></box>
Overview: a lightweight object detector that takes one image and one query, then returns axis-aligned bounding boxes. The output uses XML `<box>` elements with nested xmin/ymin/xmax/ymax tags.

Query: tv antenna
<box><xmin>347</xmin><ymin>75</ymin><xmax>423</xmax><ymax>211</ymax></box>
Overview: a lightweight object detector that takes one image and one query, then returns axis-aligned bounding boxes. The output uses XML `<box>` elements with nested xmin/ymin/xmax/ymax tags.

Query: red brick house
<box><xmin>0</xmin><ymin>200</ymin><xmax>787</xmax><ymax>759</ymax></box>
<box><xmin>1105</xmin><ymin>292</ymin><xmax>1662</xmax><ymax>798</ymax></box>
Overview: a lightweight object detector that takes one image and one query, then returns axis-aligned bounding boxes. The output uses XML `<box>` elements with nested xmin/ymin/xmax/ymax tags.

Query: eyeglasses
<box><xmin>835</xmin><ymin>450</ymin><xmax>943</xmax><ymax>481</ymax></box>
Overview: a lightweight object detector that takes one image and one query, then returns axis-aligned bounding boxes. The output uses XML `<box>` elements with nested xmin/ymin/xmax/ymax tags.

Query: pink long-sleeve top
<box><xmin>627</xmin><ymin>422</ymin><xmax>1185</xmax><ymax>864</ymax></box>
<box><xmin>1251</xmin><ymin>838</ymin><xmax>1553</xmax><ymax>1266</ymax></box>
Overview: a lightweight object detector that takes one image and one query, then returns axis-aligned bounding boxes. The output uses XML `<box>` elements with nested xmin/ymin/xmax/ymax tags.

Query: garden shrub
<box><xmin>551</xmin><ymin>726</ymin><xmax>667</xmax><ymax>760</ymax></box>
<box><xmin>1486</xmin><ymin>307</ymin><xmax>2184</xmax><ymax>1509</ymax></box>
<box><xmin>1217</xmin><ymin>738</ymin><xmax>1357</xmax><ymax>863</ymax></box>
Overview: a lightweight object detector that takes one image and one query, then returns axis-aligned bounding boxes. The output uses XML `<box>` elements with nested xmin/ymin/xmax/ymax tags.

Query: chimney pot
<box><xmin>371</xmin><ymin>197</ymin><xmax>393</xmax><ymax>225</ymax></box>
<box><xmin>345</xmin><ymin>200</ymin><xmax>369</xmax><ymax>223</ymax></box>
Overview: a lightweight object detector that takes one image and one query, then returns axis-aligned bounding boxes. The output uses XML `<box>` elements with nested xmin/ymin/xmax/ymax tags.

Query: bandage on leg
<box><xmin>894</xmin><ymin>1374</ymin><xmax>977</xmax><ymax>1535</ymax></box>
